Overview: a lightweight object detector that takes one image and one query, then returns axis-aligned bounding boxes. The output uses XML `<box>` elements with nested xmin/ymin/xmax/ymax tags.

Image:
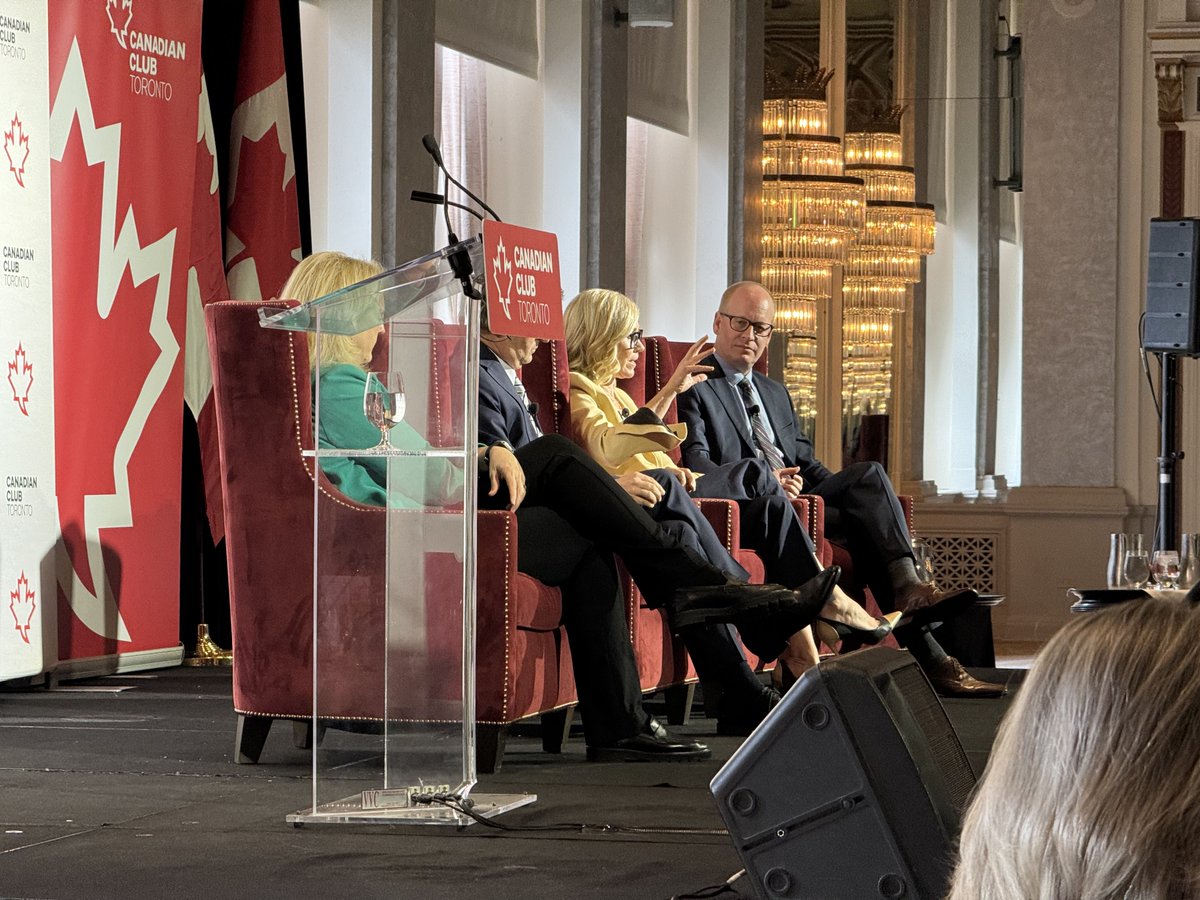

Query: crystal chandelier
<box><xmin>761</xmin><ymin>67</ymin><xmax>864</xmax><ymax>338</ymax></box>
<box><xmin>841</xmin><ymin>118</ymin><xmax>937</xmax><ymax>312</ymax></box>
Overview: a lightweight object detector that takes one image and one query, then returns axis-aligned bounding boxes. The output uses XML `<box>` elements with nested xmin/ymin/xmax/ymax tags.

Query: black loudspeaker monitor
<box><xmin>710</xmin><ymin>648</ymin><xmax>977</xmax><ymax>900</ymax></box>
<box><xmin>1145</xmin><ymin>217</ymin><xmax>1200</xmax><ymax>354</ymax></box>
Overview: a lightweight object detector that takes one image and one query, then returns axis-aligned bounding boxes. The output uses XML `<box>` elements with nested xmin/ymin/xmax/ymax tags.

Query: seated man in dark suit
<box><xmin>478</xmin><ymin>317</ymin><xmax>839</xmax><ymax>735</ymax></box>
<box><xmin>675</xmin><ymin>280</ymin><xmax>1005</xmax><ymax>698</ymax></box>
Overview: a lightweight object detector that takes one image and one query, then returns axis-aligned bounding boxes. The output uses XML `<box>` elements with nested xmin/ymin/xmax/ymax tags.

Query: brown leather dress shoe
<box><xmin>894</xmin><ymin>582</ymin><xmax>978</xmax><ymax>627</ymax></box>
<box><xmin>923</xmin><ymin>656</ymin><xmax>1007</xmax><ymax>698</ymax></box>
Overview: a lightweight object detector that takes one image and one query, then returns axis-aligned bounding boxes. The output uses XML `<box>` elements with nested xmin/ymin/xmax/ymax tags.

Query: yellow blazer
<box><xmin>569</xmin><ymin>370</ymin><xmax>686</xmax><ymax>476</ymax></box>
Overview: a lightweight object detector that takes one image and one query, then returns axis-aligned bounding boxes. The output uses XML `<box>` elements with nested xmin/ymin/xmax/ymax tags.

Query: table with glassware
<box><xmin>1069</xmin><ymin>531</ymin><xmax>1200</xmax><ymax>613</ymax></box>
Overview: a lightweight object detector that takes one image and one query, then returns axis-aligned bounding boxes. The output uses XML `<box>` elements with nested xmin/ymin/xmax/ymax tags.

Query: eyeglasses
<box><xmin>626</xmin><ymin>329</ymin><xmax>645</xmax><ymax>349</ymax></box>
<box><xmin>718</xmin><ymin>312</ymin><xmax>774</xmax><ymax>337</ymax></box>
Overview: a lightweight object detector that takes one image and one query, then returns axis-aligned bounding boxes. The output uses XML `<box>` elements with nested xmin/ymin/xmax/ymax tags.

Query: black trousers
<box><xmin>509</xmin><ymin>506</ymin><xmax>643</xmax><ymax>746</ymax></box>
<box><xmin>802</xmin><ymin>461</ymin><xmax>949</xmax><ymax>662</ymax></box>
<box><xmin>804</xmin><ymin>461</ymin><xmax>912</xmax><ymax>612</ymax></box>
<box><xmin>642</xmin><ymin>469</ymin><xmax>747</xmax><ymax>583</ymax></box>
<box><xmin>691</xmin><ymin>458</ymin><xmax>823</xmax><ymax>589</ymax></box>
<box><xmin>480</xmin><ymin>435</ymin><xmax>773</xmax><ymax>736</ymax></box>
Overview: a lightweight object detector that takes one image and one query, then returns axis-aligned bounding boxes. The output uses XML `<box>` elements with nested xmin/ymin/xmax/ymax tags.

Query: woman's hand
<box><xmin>645</xmin><ymin>335</ymin><xmax>714</xmax><ymax>419</ymax></box>
<box><xmin>669</xmin><ymin>467</ymin><xmax>700</xmax><ymax>493</ymax></box>
<box><xmin>664</xmin><ymin>335</ymin><xmax>715</xmax><ymax>397</ymax></box>
<box><xmin>486</xmin><ymin>444</ymin><xmax>526</xmax><ymax>511</ymax></box>
<box><xmin>616</xmin><ymin>471</ymin><xmax>666</xmax><ymax>508</ymax></box>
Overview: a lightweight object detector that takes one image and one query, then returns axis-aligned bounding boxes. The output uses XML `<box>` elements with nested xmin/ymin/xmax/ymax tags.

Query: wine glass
<box><xmin>362</xmin><ymin>370</ymin><xmax>406</xmax><ymax>452</ymax></box>
<box><xmin>911</xmin><ymin>537</ymin><xmax>935</xmax><ymax>584</ymax></box>
<box><xmin>1152</xmin><ymin>550</ymin><xmax>1181</xmax><ymax>589</ymax></box>
<box><xmin>1123</xmin><ymin>549</ymin><xmax>1151</xmax><ymax>590</ymax></box>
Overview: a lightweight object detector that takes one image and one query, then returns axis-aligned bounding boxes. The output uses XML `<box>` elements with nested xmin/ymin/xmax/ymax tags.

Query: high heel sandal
<box><xmin>815</xmin><ymin>610</ymin><xmax>903</xmax><ymax>654</ymax></box>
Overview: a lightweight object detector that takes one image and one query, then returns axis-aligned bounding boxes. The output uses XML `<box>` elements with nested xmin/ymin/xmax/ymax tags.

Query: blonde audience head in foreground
<box><xmin>947</xmin><ymin>596</ymin><xmax>1200</xmax><ymax>900</ymax></box>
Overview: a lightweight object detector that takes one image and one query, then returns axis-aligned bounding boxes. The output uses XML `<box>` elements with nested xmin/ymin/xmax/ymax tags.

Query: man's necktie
<box><xmin>737</xmin><ymin>378</ymin><xmax>786</xmax><ymax>471</ymax></box>
<box><xmin>514</xmin><ymin>377</ymin><xmax>543</xmax><ymax>438</ymax></box>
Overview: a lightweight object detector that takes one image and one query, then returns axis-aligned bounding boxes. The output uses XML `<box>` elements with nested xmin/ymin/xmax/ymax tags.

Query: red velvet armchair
<box><xmin>205</xmin><ymin>300</ymin><xmax>576</xmax><ymax>773</ymax></box>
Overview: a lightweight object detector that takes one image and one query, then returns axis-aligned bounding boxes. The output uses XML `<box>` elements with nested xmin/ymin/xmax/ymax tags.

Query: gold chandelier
<box><xmin>761</xmin><ymin>68</ymin><xmax>862</xmax><ymax>340</ymax></box>
<box><xmin>841</xmin><ymin>117</ymin><xmax>936</xmax><ymax>313</ymax></box>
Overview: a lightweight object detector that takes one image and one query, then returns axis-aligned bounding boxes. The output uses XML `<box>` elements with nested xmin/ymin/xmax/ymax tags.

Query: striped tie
<box><xmin>514</xmin><ymin>377</ymin><xmax>542</xmax><ymax>438</ymax></box>
<box><xmin>737</xmin><ymin>378</ymin><xmax>787</xmax><ymax>472</ymax></box>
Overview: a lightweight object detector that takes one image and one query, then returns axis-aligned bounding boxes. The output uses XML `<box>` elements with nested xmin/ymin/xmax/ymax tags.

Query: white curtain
<box><xmin>434</xmin><ymin>45</ymin><xmax>488</xmax><ymax>241</ymax></box>
<box><xmin>625</xmin><ymin>118</ymin><xmax>649</xmax><ymax>300</ymax></box>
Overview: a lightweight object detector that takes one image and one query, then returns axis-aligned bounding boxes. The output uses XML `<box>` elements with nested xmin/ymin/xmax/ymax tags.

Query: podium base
<box><xmin>286</xmin><ymin>792</ymin><xmax>537</xmax><ymax>826</ymax></box>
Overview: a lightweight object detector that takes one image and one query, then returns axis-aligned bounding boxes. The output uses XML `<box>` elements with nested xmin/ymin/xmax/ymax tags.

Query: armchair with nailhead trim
<box><xmin>204</xmin><ymin>299</ymin><xmax>576</xmax><ymax>773</ymax></box>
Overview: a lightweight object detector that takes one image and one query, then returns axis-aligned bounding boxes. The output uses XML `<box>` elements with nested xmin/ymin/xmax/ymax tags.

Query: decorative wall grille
<box><xmin>924</xmin><ymin>535</ymin><xmax>996</xmax><ymax>594</ymax></box>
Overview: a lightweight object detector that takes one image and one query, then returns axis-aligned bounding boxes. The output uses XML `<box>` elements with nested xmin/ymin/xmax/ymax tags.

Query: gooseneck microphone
<box><xmin>421</xmin><ymin>133</ymin><xmax>444</xmax><ymax>166</ymax></box>
<box><xmin>416</xmin><ymin>134</ymin><xmax>496</xmax><ymax>300</ymax></box>
<box><xmin>420</xmin><ymin>133</ymin><xmax>503</xmax><ymax>223</ymax></box>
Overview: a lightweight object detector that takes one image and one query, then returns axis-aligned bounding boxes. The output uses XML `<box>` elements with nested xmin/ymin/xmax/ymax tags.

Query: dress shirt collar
<box><xmin>715</xmin><ymin>354</ymin><xmax>754</xmax><ymax>390</ymax></box>
<box><xmin>496</xmin><ymin>357</ymin><xmax>520</xmax><ymax>387</ymax></box>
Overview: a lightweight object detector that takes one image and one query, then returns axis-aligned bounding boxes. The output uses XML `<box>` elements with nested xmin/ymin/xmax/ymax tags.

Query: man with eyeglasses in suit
<box><xmin>675</xmin><ymin>280</ymin><xmax>1006</xmax><ymax>698</ymax></box>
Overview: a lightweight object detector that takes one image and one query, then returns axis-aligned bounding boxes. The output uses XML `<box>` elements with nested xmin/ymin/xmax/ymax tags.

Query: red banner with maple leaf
<box><xmin>222</xmin><ymin>0</ymin><xmax>301</xmax><ymax>303</ymax></box>
<box><xmin>48</xmin><ymin>1</ymin><xmax>202</xmax><ymax>662</ymax></box>
<box><xmin>183</xmin><ymin>75</ymin><xmax>229</xmax><ymax>544</ymax></box>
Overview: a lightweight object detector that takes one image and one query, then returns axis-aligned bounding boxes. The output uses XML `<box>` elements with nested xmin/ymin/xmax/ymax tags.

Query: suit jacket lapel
<box><xmin>479</xmin><ymin>354</ymin><xmax>518</xmax><ymax>405</ymax></box>
<box><xmin>480</xmin><ymin>352</ymin><xmax>529</xmax><ymax>436</ymax></box>
<box><xmin>704</xmin><ymin>355</ymin><xmax>757</xmax><ymax>457</ymax></box>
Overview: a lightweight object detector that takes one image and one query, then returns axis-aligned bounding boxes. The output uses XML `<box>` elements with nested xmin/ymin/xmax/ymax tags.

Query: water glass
<box><xmin>1123</xmin><ymin>550</ymin><xmax>1151</xmax><ymax>589</ymax></box>
<box><xmin>911</xmin><ymin>537</ymin><xmax>935</xmax><ymax>583</ymax></box>
<box><xmin>1152</xmin><ymin>550</ymin><xmax>1181</xmax><ymax>589</ymax></box>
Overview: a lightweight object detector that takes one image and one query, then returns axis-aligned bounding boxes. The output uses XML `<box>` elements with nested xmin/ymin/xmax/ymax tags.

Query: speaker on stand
<box><xmin>1143</xmin><ymin>218</ymin><xmax>1200</xmax><ymax>551</ymax></box>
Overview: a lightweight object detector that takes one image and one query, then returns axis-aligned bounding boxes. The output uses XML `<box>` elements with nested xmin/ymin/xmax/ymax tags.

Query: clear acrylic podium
<box><xmin>260</xmin><ymin>239</ymin><xmax>534</xmax><ymax>825</ymax></box>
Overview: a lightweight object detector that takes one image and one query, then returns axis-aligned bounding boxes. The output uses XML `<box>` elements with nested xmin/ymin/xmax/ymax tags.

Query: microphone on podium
<box><xmin>419</xmin><ymin>133</ymin><xmax>502</xmax><ymax>223</ymax></box>
<box><xmin>420</xmin><ymin>133</ymin><xmax>444</xmax><ymax>167</ymax></box>
<box><xmin>416</xmin><ymin>133</ymin><xmax>499</xmax><ymax>300</ymax></box>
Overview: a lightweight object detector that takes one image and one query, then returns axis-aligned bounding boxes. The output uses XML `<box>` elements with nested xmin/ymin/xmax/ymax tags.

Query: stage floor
<box><xmin>0</xmin><ymin>664</ymin><xmax>1022</xmax><ymax>899</ymax></box>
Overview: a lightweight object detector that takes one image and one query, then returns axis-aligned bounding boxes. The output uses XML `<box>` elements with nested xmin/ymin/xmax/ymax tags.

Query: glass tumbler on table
<box><xmin>1123</xmin><ymin>549</ymin><xmax>1151</xmax><ymax>590</ymax></box>
<box><xmin>1152</xmin><ymin>550</ymin><xmax>1181</xmax><ymax>589</ymax></box>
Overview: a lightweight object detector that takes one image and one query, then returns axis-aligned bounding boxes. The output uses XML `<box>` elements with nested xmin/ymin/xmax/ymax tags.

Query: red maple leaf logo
<box><xmin>4</xmin><ymin>112</ymin><xmax>30</xmax><ymax>188</ymax></box>
<box><xmin>9</xmin><ymin>571</ymin><xmax>36</xmax><ymax>645</ymax></box>
<box><xmin>7</xmin><ymin>342</ymin><xmax>33</xmax><ymax>416</ymax></box>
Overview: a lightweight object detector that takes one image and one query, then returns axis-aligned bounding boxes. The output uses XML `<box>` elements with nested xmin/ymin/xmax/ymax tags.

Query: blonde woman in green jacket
<box><xmin>284</xmin><ymin>251</ymin><xmax>511</xmax><ymax>509</ymax></box>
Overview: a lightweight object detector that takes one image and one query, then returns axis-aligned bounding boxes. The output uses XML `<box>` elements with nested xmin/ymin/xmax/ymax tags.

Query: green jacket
<box><xmin>314</xmin><ymin>364</ymin><xmax>463</xmax><ymax>508</ymax></box>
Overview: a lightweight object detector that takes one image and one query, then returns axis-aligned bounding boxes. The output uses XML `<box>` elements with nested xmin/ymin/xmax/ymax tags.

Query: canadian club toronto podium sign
<box><xmin>481</xmin><ymin>220</ymin><xmax>564</xmax><ymax>341</ymax></box>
